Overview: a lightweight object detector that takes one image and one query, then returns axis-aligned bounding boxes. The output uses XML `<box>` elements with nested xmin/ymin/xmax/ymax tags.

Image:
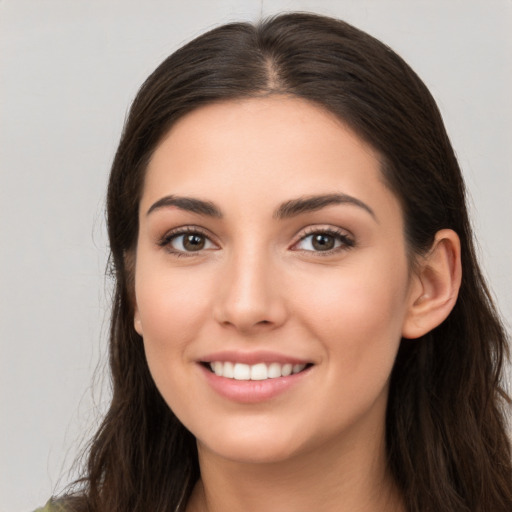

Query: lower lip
<box><xmin>199</xmin><ymin>364</ymin><xmax>311</xmax><ymax>403</ymax></box>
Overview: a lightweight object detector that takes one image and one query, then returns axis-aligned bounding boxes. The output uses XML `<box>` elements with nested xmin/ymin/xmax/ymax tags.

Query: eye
<box><xmin>293</xmin><ymin>229</ymin><xmax>354</xmax><ymax>253</ymax></box>
<box><xmin>159</xmin><ymin>228</ymin><xmax>217</xmax><ymax>254</ymax></box>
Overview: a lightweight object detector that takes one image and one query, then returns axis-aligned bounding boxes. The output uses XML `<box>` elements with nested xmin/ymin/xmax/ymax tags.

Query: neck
<box><xmin>186</xmin><ymin>419</ymin><xmax>404</xmax><ymax>512</ymax></box>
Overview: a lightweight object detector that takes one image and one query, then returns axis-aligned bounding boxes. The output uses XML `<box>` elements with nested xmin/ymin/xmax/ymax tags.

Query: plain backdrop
<box><xmin>1</xmin><ymin>1</ymin><xmax>511</xmax><ymax>511</ymax></box>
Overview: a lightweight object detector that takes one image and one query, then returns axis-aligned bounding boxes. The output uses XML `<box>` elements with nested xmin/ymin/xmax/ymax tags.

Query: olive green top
<box><xmin>34</xmin><ymin>499</ymin><xmax>67</xmax><ymax>512</ymax></box>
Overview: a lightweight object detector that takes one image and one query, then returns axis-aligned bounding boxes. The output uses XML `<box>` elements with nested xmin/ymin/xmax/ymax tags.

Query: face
<box><xmin>134</xmin><ymin>97</ymin><xmax>417</xmax><ymax>464</ymax></box>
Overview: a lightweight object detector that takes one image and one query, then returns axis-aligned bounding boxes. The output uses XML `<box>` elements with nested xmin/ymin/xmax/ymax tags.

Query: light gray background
<box><xmin>1</xmin><ymin>1</ymin><xmax>511</xmax><ymax>511</ymax></box>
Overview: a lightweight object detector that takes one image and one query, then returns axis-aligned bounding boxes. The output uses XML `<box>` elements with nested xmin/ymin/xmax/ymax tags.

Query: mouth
<box><xmin>202</xmin><ymin>361</ymin><xmax>313</xmax><ymax>381</ymax></box>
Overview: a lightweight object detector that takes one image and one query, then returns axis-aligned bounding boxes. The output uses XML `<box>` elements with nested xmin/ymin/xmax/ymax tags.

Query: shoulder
<box><xmin>33</xmin><ymin>499</ymin><xmax>69</xmax><ymax>512</ymax></box>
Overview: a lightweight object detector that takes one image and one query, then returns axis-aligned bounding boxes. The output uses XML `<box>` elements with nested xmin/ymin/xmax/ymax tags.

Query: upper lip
<box><xmin>199</xmin><ymin>350</ymin><xmax>312</xmax><ymax>366</ymax></box>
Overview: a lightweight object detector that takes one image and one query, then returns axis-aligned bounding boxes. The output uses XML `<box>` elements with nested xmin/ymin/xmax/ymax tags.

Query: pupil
<box><xmin>184</xmin><ymin>234</ymin><xmax>205</xmax><ymax>251</ymax></box>
<box><xmin>312</xmin><ymin>234</ymin><xmax>334</xmax><ymax>251</ymax></box>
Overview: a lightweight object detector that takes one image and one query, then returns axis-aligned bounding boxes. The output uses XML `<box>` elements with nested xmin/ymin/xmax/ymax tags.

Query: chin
<box><xmin>200</xmin><ymin>441</ymin><xmax>305</xmax><ymax>465</ymax></box>
<box><xmin>195</xmin><ymin>427</ymin><xmax>311</xmax><ymax>465</ymax></box>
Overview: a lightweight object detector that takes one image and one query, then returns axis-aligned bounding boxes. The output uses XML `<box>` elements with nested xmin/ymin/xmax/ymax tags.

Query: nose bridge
<box><xmin>214</xmin><ymin>239</ymin><xmax>286</xmax><ymax>332</ymax></box>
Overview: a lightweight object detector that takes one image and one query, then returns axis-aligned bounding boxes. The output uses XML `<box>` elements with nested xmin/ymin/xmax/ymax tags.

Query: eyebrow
<box><xmin>274</xmin><ymin>193</ymin><xmax>376</xmax><ymax>221</ymax></box>
<box><xmin>146</xmin><ymin>195</ymin><xmax>222</xmax><ymax>217</ymax></box>
<box><xmin>146</xmin><ymin>193</ymin><xmax>376</xmax><ymax>221</ymax></box>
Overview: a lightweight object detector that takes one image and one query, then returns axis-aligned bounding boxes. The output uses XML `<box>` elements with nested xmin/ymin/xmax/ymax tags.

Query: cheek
<box><xmin>134</xmin><ymin>266</ymin><xmax>214</xmax><ymax>418</ymax></box>
<box><xmin>298</xmin><ymin>255</ymin><xmax>409</xmax><ymax>378</ymax></box>
<box><xmin>134</xmin><ymin>258</ymin><xmax>214</xmax><ymax>365</ymax></box>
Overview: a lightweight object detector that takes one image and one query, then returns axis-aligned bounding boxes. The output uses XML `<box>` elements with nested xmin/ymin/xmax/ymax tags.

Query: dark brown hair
<box><xmin>64</xmin><ymin>12</ymin><xmax>511</xmax><ymax>512</ymax></box>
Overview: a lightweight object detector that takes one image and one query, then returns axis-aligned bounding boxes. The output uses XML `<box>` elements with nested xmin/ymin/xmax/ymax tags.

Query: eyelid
<box><xmin>157</xmin><ymin>225</ymin><xmax>219</xmax><ymax>254</ymax></box>
<box><xmin>290</xmin><ymin>225</ymin><xmax>355</xmax><ymax>253</ymax></box>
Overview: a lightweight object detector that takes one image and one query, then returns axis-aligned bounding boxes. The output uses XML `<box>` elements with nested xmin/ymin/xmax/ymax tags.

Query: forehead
<box><xmin>141</xmin><ymin>96</ymin><xmax>399</xmax><ymax>223</ymax></box>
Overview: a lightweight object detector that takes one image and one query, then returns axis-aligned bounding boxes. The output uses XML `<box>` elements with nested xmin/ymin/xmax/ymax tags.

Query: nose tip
<box><xmin>213</xmin><ymin>258</ymin><xmax>287</xmax><ymax>334</ymax></box>
<box><xmin>217</xmin><ymin>306</ymin><xmax>279</xmax><ymax>334</ymax></box>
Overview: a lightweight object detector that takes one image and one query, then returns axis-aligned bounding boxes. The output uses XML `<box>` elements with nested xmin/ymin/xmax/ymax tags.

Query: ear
<box><xmin>402</xmin><ymin>229</ymin><xmax>462</xmax><ymax>339</ymax></box>
<box><xmin>134</xmin><ymin>306</ymin><xmax>143</xmax><ymax>336</ymax></box>
<box><xmin>123</xmin><ymin>249</ymin><xmax>143</xmax><ymax>336</ymax></box>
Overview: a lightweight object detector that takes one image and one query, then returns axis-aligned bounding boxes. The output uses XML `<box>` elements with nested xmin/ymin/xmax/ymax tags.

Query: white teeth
<box><xmin>281</xmin><ymin>363</ymin><xmax>293</xmax><ymax>376</ymax></box>
<box><xmin>208</xmin><ymin>361</ymin><xmax>308</xmax><ymax>380</ymax></box>
<box><xmin>233</xmin><ymin>363</ymin><xmax>250</xmax><ymax>380</ymax></box>
<box><xmin>223</xmin><ymin>361</ymin><xmax>234</xmax><ymax>378</ymax></box>
<box><xmin>293</xmin><ymin>363</ymin><xmax>306</xmax><ymax>374</ymax></box>
<box><xmin>268</xmin><ymin>362</ymin><xmax>282</xmax><ymax>379</ymax></box>
<box><xmin>212</xmin><ymin>361</ymin><xmax>223</xmax><ymax>376</ymax></box>
<box><xmin>250</xmin><ymin>363</ymin><xmax>268</xmax><ymax>380</ymax></box>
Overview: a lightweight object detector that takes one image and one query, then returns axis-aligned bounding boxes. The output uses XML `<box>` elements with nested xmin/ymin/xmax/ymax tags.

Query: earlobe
<box><xmin>402</xmin><ymin>229</ymin><xmax>462</xmax><ymax>339</ymax></box>
<box><xmin>134</xmin><ymin>308</ymin><xmax>143</xmax><ymax>336</ymax></box>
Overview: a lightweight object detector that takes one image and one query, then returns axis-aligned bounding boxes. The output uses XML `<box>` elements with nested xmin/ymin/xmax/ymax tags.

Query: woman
<box><xmin>40</xmin><ymin>12</ymin><xmax>511</xmax><ymax>512</ymax></box>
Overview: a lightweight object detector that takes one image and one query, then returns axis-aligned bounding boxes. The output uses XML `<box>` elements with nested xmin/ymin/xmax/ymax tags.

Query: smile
<box><xmin>208</xmin><ymin>361</ymin><xmax>308</xmax><ymax>380</ymax></box>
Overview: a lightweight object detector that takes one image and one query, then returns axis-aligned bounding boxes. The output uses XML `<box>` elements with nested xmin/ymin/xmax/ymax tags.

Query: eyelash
<box><xmin>157</xmin><ymin>226</ymin><xmax>355</xmax><ymax>256</ymax></box>
<box><xmin>292</xmin><ymin>227</ymin><xmax>355</xmax><ymax>255</ymax></box>
<box><xmin>158</xmin><ymin>226</ymin><xmax>217</xmax><ymax>257</ymax></box>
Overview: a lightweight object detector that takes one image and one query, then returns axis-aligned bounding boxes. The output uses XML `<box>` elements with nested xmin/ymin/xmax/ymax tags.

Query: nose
<box><xmin>213</xmin><ymin>248</ymin><xmax>288</xmax><ymax>334</ymax></box>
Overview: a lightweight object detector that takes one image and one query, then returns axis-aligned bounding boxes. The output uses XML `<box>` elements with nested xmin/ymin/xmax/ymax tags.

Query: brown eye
<box><xmin>182</xmin><ymin>233</ymin><xmax>206</xmax><ymax>251</ymax></box>
<box><xmin>311</xmin><ymin>233</ymin><xmax>335</xmax><ymax>251</ymax></box>
<box><xmin>164</xmin><ymin>231</ymin><xmax>216</xmax><ymax>253</ymax></box>
<box><xmin>294</xmin><ymin>229</ymin><xmax>354</xmax><ymax>253</ymax></box>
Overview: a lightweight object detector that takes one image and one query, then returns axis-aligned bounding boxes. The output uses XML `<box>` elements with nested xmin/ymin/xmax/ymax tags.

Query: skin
<box><xmin>133</xmin><ymin>96</ymin><xmax>461</xmax><ymax>512</ymax></box>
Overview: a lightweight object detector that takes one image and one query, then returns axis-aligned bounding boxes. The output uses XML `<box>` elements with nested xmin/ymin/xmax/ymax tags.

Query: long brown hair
<box><xmin>64</xmin><ymin>12</ymin><xmax>511</xmax><ymax>512</ymax></box>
